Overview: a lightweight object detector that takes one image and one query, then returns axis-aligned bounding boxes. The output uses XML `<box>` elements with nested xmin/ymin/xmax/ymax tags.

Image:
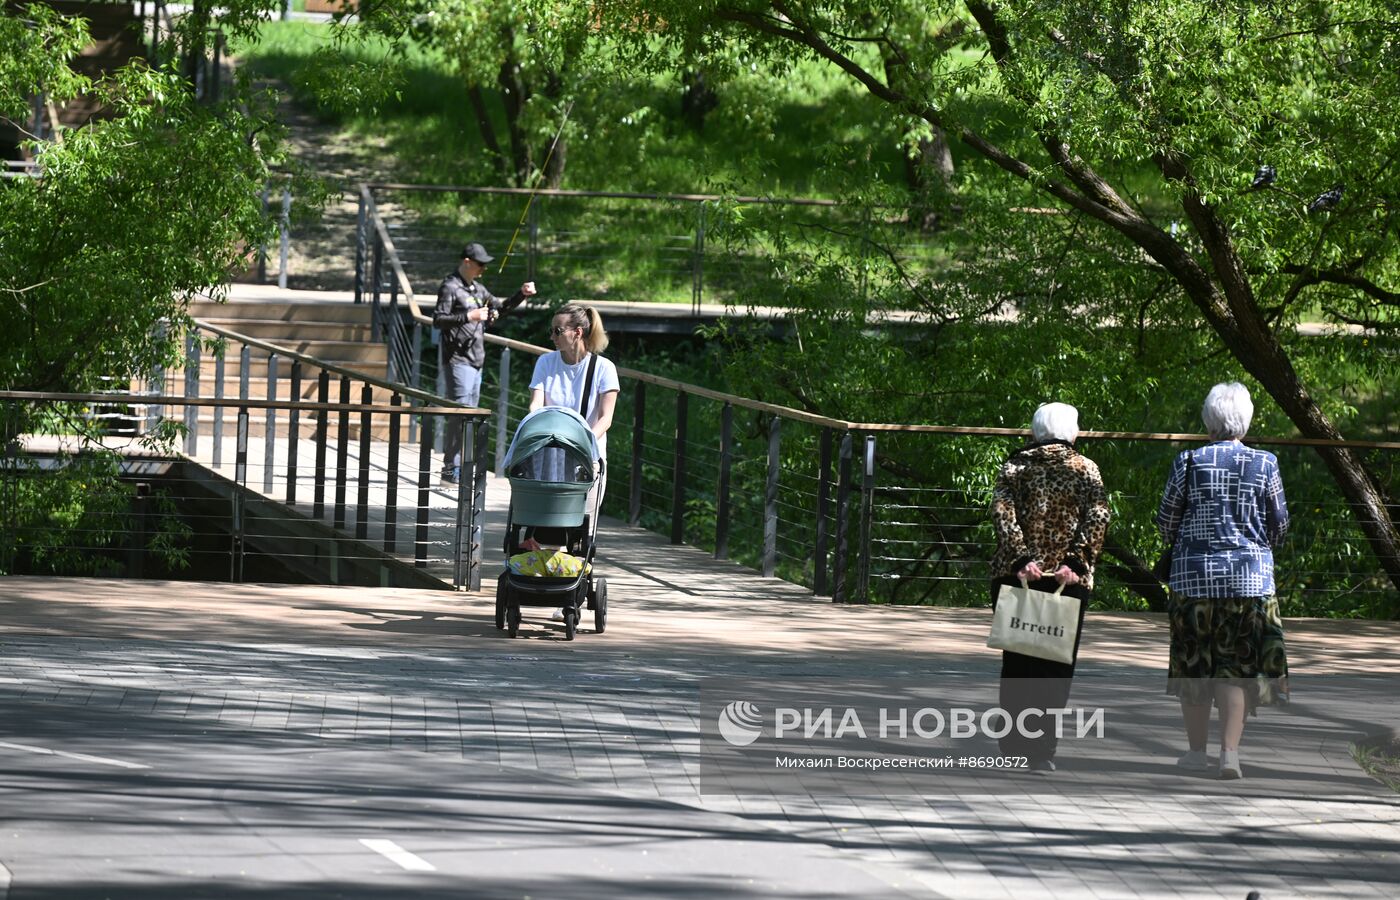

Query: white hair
<box><xmin>1202</xmin><ymin>382</ymin><xmax>1253</xmax><ymax>439</ymax></box>
<box><xmin>1030</xmin><ymin>402</ymin><xmax>1080</xmax><ymax>443</ymax></box>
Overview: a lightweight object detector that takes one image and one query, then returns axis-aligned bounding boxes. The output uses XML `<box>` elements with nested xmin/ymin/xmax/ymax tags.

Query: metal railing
<box><xmin>469</xmin><ymin>331</ymin><xmax>1398</xmax><ymax>614</ymax></box>
<box><xmin>0</xmin><ymin>321</ymin><xmax>491</xmax><ymax>590</ymax></box>
<box><xmin>351</xmin><ymin>187</ymin><xmax>1400</xmax><ymax>615</ymax></box>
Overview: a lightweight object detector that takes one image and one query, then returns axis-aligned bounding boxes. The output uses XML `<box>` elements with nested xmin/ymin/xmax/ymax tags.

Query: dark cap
<box><xmin>461</xmin><ymin>242</ymin><xmax>494</xmax><ymax>264</ymax></box>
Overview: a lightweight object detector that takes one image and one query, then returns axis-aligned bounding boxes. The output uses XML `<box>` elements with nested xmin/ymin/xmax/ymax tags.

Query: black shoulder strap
<box><xmin>579</xmin><ymin>354</ymin><xmax>599</xmax><ymax>419</ymax></box>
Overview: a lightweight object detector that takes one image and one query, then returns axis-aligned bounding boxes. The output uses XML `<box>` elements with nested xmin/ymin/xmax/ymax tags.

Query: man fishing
<box><xmin>434</xmin><ymin>241</ymin><xmax>536</xmax><ymax>484</ymax></box>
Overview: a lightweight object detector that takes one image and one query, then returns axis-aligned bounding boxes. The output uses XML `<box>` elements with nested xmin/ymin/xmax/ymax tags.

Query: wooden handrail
<box><xmin>361</xmin><ymin>185</ymin><xmax>429</xmax><ymax>325</ymax></box>
<box><xmin>0</xmin><ymin>390</ymin><xmax>487</xmax><ymax>417</ymax></box>
<box><xmin>481</xmin><ymin>335</ymin><xmax>1400</xmax><ymax>449</ymax></box>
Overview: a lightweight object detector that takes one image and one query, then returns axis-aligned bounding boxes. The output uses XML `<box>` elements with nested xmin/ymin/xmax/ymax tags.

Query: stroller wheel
<box><xmin>495</xmin><ymin>574</ymin><xmax>509</xmax><ymax>631</ymax></box>
<box><xmin>563</xmin><ymin>609</ymin><xmax>577</xmax><ymax>641</ymax></box>
<box><xmin>507</xmin><ymin>605</ymin><xmax>521</xmax><ymax>638</ymax></box>
<box><xmin>594</xmin><ymin>577</ymin><xmax>607</xmax><ymax>634</ymax></box>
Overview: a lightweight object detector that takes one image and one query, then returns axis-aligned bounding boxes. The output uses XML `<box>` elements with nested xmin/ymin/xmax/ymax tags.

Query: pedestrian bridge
<box><xmin>4</xmin><ymin>284</ymin><xmax>1396</xmax><ymax>624</ymax></box>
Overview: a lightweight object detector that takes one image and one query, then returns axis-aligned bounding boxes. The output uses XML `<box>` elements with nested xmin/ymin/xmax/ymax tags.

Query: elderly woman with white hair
<box><xmin>990</xmin><ymin>402</ymin><xmax>1112</xmax><ymax>773</ymax></box>
<box><xmin>1157</xmin><ymin>382</ymin><xmax>1289</xmax><ymax>780</ymax></box>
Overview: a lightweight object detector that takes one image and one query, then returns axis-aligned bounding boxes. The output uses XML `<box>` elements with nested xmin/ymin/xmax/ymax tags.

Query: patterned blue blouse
<box><xmin>1156</xmin><ymin>441</ymin><xmax>1289</xmax><ymax>599</ymax></box>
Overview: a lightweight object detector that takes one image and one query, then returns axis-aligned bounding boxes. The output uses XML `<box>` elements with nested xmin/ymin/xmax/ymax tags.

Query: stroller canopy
<box><xmin>503</xmin><ymin>407</ymin><xmax>600</xmax><ymax>528</ymax></box>
<box><xmin>504</xmin><ymin>407</ymin><xmax>599</xmax><ymax>478</ymax></box>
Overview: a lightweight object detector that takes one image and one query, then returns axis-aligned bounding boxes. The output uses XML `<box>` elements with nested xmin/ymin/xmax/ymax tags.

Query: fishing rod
<box><xmin>498</xmin><ymin>100</ymin><xmax>574</xmax><ymax>275</ymax></box>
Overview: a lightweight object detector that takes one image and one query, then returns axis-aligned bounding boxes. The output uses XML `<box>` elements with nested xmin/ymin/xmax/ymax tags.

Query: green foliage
<box><xmin>1</xmin><ymin>2</ymin><xmax>286</xmax><ymax>576</ymax></box>
<box><xmin>0</xmin><ymin>4</ymin><xmax>89</xmax><ymax>120</ymax></box>
<box><xmin>1</xmin><ymin>65</ymin><xmax>276</xmax><ymax>396</ymax></box>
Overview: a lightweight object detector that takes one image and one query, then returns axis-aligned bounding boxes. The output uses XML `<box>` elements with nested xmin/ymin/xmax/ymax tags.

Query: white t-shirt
<box><xmin>530</xmin><ymin>351</ymin><xmax>620</xmax><ymax>457</ymax></box>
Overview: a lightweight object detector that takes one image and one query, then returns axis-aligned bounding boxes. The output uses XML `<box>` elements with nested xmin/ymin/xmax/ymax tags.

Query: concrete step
<box><xmin>192</xmin><ymin>300</ymin><xmax>373</xmax><ymax>324</ymax></box>
<box><xmin>194</xmin><ymin>318</ymin><xmax>374</xmax><ymax>342</ymax></box>
<box><xmin>177</xmin><ymin>374</ymin><xmax>413</xmax><ymax>403</ymax></box>
<box><xmin>196</xmin><ymin>339</ymin><xmax>389</xmax><ymax>363</ymax></box>
<box><xmin>171</xmin><ymin>359</ymin><xmax>392</xmax><ymax>386</ymax></box>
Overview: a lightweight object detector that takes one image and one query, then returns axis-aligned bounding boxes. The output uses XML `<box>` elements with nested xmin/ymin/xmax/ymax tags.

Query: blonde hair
<box><xmin>557</xmin><ymin>303</ymin><xmax>609</xmax><ymax>354</ymax></box>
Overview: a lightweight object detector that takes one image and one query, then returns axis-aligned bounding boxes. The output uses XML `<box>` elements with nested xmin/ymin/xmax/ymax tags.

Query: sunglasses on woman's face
<box><xmin>550</xmin><ymin>326</ymin><xmax>577</xmax><ymax>337</ymax></box>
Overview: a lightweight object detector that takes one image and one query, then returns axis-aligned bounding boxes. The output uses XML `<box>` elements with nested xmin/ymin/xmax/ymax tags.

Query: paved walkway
<box><xmin>2</xmin><ymin>523</ymin><xmax>1399</xmax><ymax>897</ymax></box>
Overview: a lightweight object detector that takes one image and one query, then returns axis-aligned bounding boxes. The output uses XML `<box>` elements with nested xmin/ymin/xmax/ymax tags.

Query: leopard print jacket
<box><xmin>990</xmin><ymin>441</ymin><xmax>1111</xmax><ymax>590</ymax></box>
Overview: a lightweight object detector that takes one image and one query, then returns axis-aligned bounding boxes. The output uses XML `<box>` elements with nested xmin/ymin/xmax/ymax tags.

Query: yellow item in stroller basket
<box><xmin>507</xmin><ymin>548</ymin><xmax>590</xmax><ymax>577</ymax></box>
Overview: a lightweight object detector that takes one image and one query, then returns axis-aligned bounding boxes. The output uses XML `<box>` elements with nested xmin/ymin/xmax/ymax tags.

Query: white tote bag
<box><xmin>987</xmin><ymin>579</ymin><xmax>1081</xmax><ymax>664</ymax></box>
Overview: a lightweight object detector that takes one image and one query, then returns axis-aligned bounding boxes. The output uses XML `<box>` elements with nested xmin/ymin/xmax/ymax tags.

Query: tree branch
<box><xmin>1282</xmin><ymin>266</ymin><xmax>1400</xmax><ymax>306</ymax></box>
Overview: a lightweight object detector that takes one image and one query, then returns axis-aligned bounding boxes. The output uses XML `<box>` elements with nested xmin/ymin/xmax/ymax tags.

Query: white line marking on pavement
<box><xmin>0</xmin><ymin>740</ymin><xmax>150</xmax><ymax>770</ymax></box>
<box><xmin>1</xmin><ymin>859</ymin><xmax>11</xmax><ymax>900</ymax></box>
<box><xmin>359</xmin><ymin>839</ymin><xmax>437</xmax><ymax>872</ymax></box>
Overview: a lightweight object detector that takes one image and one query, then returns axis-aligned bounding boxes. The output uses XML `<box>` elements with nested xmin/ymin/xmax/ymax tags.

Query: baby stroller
<box><xmin>495</xmin><ymin>406</ymin><xmax>607</xmax><ymax>640</ymax></box>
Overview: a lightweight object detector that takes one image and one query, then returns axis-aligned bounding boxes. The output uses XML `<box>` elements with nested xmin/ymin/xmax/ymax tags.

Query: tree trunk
<box><xmin>536</xmin><ymin>70</ymin><xmax>568</xmax><ymax>188</ymax></box>
<box><xmin>542</xmin><ymin>136</ymin><xmax>566</xmax><ymax>188</ymax></box>
<box><xmin>680</xmin><ymin>69</ymin><xmax>718</xmax><ymax>130</ymax></box>
<box><xmin>184</xmin><ymin>0</ymin><xmax>210</xmax><ymax>98</ymax></box>
<box><xmin>466</xmin><ymin>85</ymin><xmax>509</xmax><ymax>182</ymax></box>
<box><xmin>881</xmin><ymin>51</ymin><xmax>954</xmax><ymax>230</ymax></box>
<box><xmin>1138</xmin><ymin>195</ymin><xmax>1400</xmax><ymax>592</ymax></box>
<box><xmin>901</xmin><ymin>132</ymin><xmax>955</xmax><ymax>230</ymax></box>
<box><xmin>496</xmin><ymin>29</ymin><xmax>531</xmax><ymax>187</ymax></box>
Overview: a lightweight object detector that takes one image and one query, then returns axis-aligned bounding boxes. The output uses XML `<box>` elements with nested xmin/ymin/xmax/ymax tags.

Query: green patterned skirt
<box><xmin>1166</xmin><ymin>594</ymin><xmax>1289</xmax><ymax>710</ymax></box>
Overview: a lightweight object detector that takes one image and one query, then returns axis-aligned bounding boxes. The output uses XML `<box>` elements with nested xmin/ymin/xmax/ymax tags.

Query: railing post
<box><xmin>147</xmin><ymin>320</ymin><xmax>168</xmax><ymax>434</ymax></box>
<box><xmin>354</xmin><ymin>188</ymin><xmax>366</xmax><ymax>305</ymax></box>
<box><xmin>468</xmin><ymin>419</ymin><xmax>489</xmax><ymax>590</ymax></box>
<box><xmin>671</xmin><ymin>391</ymin><xmax>688</xmax><ymax>544</ymax></box>
<box><xmin>356</xmin><ymin>383</ymin><xmax>372</xmax><ymax>540</ymax></box>
<box><xmin>313</xmin><ymin>370</ymin><xmax>329</xmax><ymax>520</ymax></box>
<box><xmin>691</xmin><ymin>202</ymin><xmax>706</xmax><ymax>316</ymax></box>
<box><xmin>257</xmin><ymin>184</ymin><xmax>269</xmax><ymax>283</ymax></box>
<box><xmin>495</xmin><ymin>347</ymin><xmax>511</xmax><ymax>476</ymax></box>
<box><xmin>762</xmin><ymin>415</ymin><xmax>780</xmax><ymax>577</ymax></box>
<box><xmin>856</xmin><ymin>435</ymin><xmax>876</xmax><ymax>603</ymax></box>
<box><xmin>814</xmin><ymin>427</ymin><xmax>834</xmax><ymax>596</ymax></box>
<box><xmin>334</xmin><ymin>375</ymin><xmax>350</xmax><ymax>530</ymax></box>
<box><xmin>371</xmin><ymin>239</ymin><xmax>383</xmax><ymax>342</ymax></box>
<box><xmin>231</xmin><ymin>407</ymin><xmax>248</xmax><ymax>582</ymax></box>
<box><xmin>384</xmin><ymin>393</ymin><xmax>401</xmax><ymax>553</ymax></box>
<box><xmin>183</xmin><ymin>332</ymin><xmax>198</xmax><ymax>456</ymax></box>
<box><xmin>715</xmin><ymin>400</ymin><xmax>733</xmax><ymax>559</ymax></box>
<box><xmin>629</xmin><ymin>381</ymin><xmax>645</xmax><ymax>526</ymax></box>
<box><xmin>212</xmin><ymin>347</ymin><xmax>225</xmax><ymax>467</ymax></box>
<box><xmin>237</xmin><ymin>344</ymin><xmax>250</xmax><ymax>413</ymax></box>
<box><xmin>286</xmin><ymin>361</ymin><xmax>301</xmax><ymax>505</ymax></box>
<box><xmin>415</xmin><ymin>415</ymin><xmax>432</xmax><ymax>568</ymax></box>
<box><xmin>452</xmin><ymin>416</ymin><xmax>471</xmax><ymax>589</ymax></box>
<box><xmin>385</xmin><ymin>274</ymin><xmax>398</xmax><ymax>380</ymax></box>
<box><xmin>832</xmin><ymin>432</ymin><xmax>854</xmax><ymax>603</ymax></box>
<box><xmin>409</xmin><ymin>321</ymin><xmax>423</xmax><ymax>443</ymax></box>
<box><xmin>264</xmin><ymin>354</ymin><xmax>278</xmax><ymax>494</ymax></box>
<box><xmin>278</xmin><ymin>186</ymin><xmax>291</xmax><ymax>290</ymax></box>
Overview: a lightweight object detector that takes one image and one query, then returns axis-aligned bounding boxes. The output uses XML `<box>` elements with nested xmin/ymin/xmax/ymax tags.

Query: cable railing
<box><xmin>348</xmin><ymin>187</ymin><xmax>1400</xmax><ymax>616</ymax></box>
<box><xmin>0</xmin><ymin>322</ymin><xmax>491</xmax><ymax>590</ymax></box>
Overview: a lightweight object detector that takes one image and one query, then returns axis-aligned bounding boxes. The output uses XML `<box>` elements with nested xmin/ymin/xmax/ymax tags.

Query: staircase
<box><xmin>185</xmin><ymin>294</ymin><xmax>416</xmax><ymax>440</ymax></box>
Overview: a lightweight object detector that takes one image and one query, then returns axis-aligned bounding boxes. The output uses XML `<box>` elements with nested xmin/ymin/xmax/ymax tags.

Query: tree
<box><xmin>545</xmin><ymin>0</ymin><xmax>1400</xmax><ymax>591</ymax></box>
<box><xmin>1</xmin><ymin>2</ymin><xmax>284</xmax><ymax>573</ymax></box>
<box><xmin>346</xmin><ymin>0</ymin><xmax>577</xmax><ymax>187</ymax></box>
